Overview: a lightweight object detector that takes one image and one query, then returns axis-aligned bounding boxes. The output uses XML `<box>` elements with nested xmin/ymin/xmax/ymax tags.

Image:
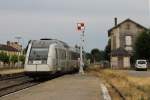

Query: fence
<box><xmin>0</xmin><ymin>61</ymin><xmax>24</xmax><ymax>70</ymax></box>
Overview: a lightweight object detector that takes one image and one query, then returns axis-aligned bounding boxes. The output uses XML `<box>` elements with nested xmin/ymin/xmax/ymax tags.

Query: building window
<box><xmin>126</xmin><ymin>23</ymin><xmax>130</xmax><ymax>30</ymax></box>
<box><xmin>125</xmin><ymin>36</ymin><xmax>132</xmax><ymax>46</ymax></box>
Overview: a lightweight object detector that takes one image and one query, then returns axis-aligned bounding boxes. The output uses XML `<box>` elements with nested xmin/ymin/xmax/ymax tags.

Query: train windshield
<box><xmin>28</xmin><ymin>48</ymin><xmax>49</xmax><ymax>64</ymax></box>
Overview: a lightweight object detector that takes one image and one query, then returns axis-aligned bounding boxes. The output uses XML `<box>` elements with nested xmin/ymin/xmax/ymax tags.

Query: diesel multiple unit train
<box><xmin>25</xmin><ymin>39</ymin><xmax>80</xmax><ymax>77</ymax></box>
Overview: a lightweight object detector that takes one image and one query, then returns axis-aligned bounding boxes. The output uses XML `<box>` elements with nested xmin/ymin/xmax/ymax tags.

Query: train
<box><xmin>24</xmin><ymin>38</ymin><xmax>80</xmax><ymax>78</ymax></box>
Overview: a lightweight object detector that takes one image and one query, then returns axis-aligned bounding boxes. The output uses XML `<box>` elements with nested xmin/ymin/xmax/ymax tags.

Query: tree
<box><xmin>0</xmin><ymin>52</ymin><xmax>9</xmax><ymax>63</ymax></box>
<box><xmin>85</xmin><ymin>53</ymin><xmax>92</xmax><ymax>63</ymax></box>
<box><xmin>134</xmin><ymin>29</ymin><xmax>150</xmax><ymax>60</ymax></box>
<box><xmin>85</xmin><ymin>53</ymin><xmax>92</xmax><ymax>60</ymax></box>
<box><xmin>104</xmin><ymin>39</ymin><xmax>111</xmax><ymax>61</ymax></box>
<box><xmin>19</xmin><ymin>55</ymin><xmax>25</xmax><ymax>64</ymax></box>
<box><xmin>91</xmin><ymin>48</ymin><xmax>105</xmax><ymax>63</ymax></box>
<box><xmin>99</xmin><ymin>50</ymin><xmax>105</xmax><ymax>60</ymax></box>
<box><xmin>10</xmin><ymin>55</ymin><xmax>18</xmax><ymax>63</ymax></box>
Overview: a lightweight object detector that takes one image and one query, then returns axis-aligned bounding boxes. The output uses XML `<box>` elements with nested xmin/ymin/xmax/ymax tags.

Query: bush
<box><xmin>19</xmin><ymin>55</ymin><xmax>25</xmax><ymax>64</ymax></box>
<box><xmin>10</xmin><ymin>55</ymin><xmax>18</xmax><ymax>63</ymax></box>
<box><xmin>0</xmin><ymin>52</ymin><xmax>9</xmax><ymax>63</ymax></box>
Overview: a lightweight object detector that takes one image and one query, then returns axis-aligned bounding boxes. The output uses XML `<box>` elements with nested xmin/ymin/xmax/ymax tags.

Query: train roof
<box><xmin>31</xmin><ymin>39</ymin><xmax>69</xmax><ymax>48</ymax></box>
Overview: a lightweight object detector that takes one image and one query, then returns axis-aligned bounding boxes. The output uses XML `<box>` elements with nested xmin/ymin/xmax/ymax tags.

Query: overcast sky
<box><xmin>0</xmin><ymin>0</ymin><xmax>149</xmax><ymax>52</ymax></box>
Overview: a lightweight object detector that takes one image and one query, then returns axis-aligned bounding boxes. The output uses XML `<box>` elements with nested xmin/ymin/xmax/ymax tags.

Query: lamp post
<box><xmin>77</xmin><ymin>22</ymin><xmax>85</xmax><ymax>75</ymax></box>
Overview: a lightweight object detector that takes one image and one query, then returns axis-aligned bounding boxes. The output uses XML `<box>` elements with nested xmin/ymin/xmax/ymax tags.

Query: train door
<box><xmin>56</xmin><ymin>48</ymin><xmax>64</xmax><ymax>71</ymax></box>
<box><xmin>55</xmin><ymin>48</ymin><xmax>58</xmax><ymax>66</ymax></box>
<box><xmin>66</xmin><ymin>50</ymin><xmax>70</xmax><ymax>70</ymax></box>
<box><xmin>61</xmin><ymin>49</ymin><xmax>67</xmax><ymax>71</ymax></box>
<box><xmin>55</xmin><ymin>48</ymin><xmax>62</xmax><ymax>71</ymax></box>
<box><xmin>64</xmin><ymin>49</ymin><xmax>68</xmax><ymax>71</ymax></box>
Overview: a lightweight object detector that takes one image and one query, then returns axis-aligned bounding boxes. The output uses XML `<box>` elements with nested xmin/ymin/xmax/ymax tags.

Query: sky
<box><xmin>0</xmin><ymin>0</ymin><xmax>149</xmax><ymax>52</ymax></box>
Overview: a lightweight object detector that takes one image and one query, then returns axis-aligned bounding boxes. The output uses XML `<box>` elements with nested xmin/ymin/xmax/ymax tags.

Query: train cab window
<box><xmin>28</xmin><ymin>48</ymin><xmax>49</xmax><ymax>64</ymax></box>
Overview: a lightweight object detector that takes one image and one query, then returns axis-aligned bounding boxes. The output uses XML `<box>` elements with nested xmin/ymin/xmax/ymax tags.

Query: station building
<box><xmin>108</xmin><ymin>18</ymin><xmax>147</xmax><ymax>68</ymax></box>
<box><xmin>0</xmin><ymin>41</ymin><xmax>22</xmax><ymax>56</ymax></box>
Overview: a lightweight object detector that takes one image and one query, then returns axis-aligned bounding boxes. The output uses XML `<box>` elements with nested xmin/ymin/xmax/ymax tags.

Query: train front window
<box><xmin>28</xmin><ymin>48</ymin><xmax>49</xmax><ymax>64</ymax></box>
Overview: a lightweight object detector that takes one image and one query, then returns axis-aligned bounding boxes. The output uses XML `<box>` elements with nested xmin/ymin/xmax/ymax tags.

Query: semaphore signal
<box><xmin>76</xmin><ymin>22</ymin><xmax>85</xmax><ymax>75</ymax></box>
<box><xmin>77</xmin><ymin>22</ymin><xmax>85</xmax><ymax>31</ymax></box>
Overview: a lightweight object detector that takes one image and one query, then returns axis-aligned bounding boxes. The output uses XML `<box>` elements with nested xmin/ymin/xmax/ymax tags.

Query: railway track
<box><xmin>0</xmin><ymin>73</ymin><xmax>25</xmax><ymax>81</ymax></box>
<box><xmin>0</xmin><ymin>75</ymin><xmax>40</xmax><ymax>97</ymax></box>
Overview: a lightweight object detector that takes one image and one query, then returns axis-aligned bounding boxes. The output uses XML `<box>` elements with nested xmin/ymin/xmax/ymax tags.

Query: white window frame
<box><xmin>125</xmin><ymin>36</ymin><xmax>132</xmax><ymax>46</ymax></box>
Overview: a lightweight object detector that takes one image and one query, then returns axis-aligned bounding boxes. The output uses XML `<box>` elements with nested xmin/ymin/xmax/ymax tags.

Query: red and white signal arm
<box><xmin>77</xmin><ymin>22</ymin><xmax>85</xmax><ymax>31</ymax></box>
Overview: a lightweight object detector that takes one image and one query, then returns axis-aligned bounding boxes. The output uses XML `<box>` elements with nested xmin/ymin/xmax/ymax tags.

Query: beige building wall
<box><xmin>119</xmin><ymin>21</ymin><xmax>145</xmax><ymax>51</ymax></box>
<box><xmin>111</xmin><ymin>28</ymin><xmax>120</xmax><ymax>50</ymax></box>
<box><xmin>0</xmin><ymin>50</ymin><xmax>20</xmax><ymax>56</ymax></box>
<box><xmin>7</xmin><ymin>41</ymin><xmax>22</xmax><ymax>51</ymax></box>
<box><xmin>116</xmin><ymin>28</ymin><xmax>120</xmax><ymax>49</ymax></box>
<box><xmin>110</xmin><ymin>32</ymin><xmax>113</xmax><ymax>50</ymax></box>
<box><xmin>111</xmin><ymin>57</ymin><xmax>118</xmax><ymax>68</ymax></box>
<box><xmin>123</xmin><ymin>57</ymin><xmax>130</xmax><ymax>68</ymax></box>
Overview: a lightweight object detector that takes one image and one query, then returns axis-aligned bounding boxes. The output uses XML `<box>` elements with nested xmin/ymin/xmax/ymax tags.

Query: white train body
<box><xmin>25</xmin><ymin>39</ymin><xmax>80</xmax><ymax>77</ymax></box>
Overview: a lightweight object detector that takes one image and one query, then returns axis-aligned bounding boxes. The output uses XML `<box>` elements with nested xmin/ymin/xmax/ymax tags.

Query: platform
<box><xmin>1</xmin><ymin>74</ymin><xmax>104</xmax><ymax>100</ymax></box>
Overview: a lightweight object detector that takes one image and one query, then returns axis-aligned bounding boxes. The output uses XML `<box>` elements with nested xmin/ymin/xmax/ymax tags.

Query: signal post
<box><xmin>77</xmin><ymin>22</ymin><xmax>85</xmax><ymax>75</ymax></box>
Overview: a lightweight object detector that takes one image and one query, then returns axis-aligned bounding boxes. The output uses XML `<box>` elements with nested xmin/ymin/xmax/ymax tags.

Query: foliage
<box><xmin>10</xmin><ymin>55</ymin><xmax>18</xmax><ymax>63</ymax></box>
<box><xmin>0</xmin><ymin>51</ymin><xmax>9</xmax><ymax>63</ymax></box>
<box><xmin>104</xmin><ymin>39</ymin><xmax>111</xmax><ymax>61</ymax></box>
<box><xmin>85</xmin><ymin>53</ymin><xmax>92</xmax><ymax>60</ymax></box>
<box><xmin>85</xmin><ymin>53</ymin><xmax>92</xmax><ymax>63</ymax></box>
<box><xmin>19</xmin><ymin>55</ymin><xmax>25</xmax><ymax>64</ymax></box>
<box><xmin>99</xmin><ymin>50</ymin><xmax>105</xmax><ymax>60</ymax></box>
<box><xmin>134</xmin><ymin>29</ymin><xmax>150</xmax><ymax>61</ymax></box>
<box><xmin>90</xmin><ymin>48</ymin><xmax>105</xmax><ymax>63</ymax></box>
<box><xmin>0</xmin><ymin>51</ymin><xmax>25</xmax><ymax>64</ymax></box>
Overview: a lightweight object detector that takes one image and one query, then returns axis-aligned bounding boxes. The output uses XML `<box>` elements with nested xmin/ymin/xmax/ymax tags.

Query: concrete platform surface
<box><xmin>0</xmin><ymin>69</ymin><xmax>24</xmax><ymax>76</ymax></box>
<box><xmin>1</xmin><ymin>74</ymin><xmax>103</xmax><ymax>100</ymax></box>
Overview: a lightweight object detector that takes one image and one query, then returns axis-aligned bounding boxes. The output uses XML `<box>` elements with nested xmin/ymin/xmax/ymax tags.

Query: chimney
<box><xmin>7</xmin><ymin>41</ymin><xmax>10</xmax><ymax>46</ymax></box>
<box><xmin>114</xmin><ymin>17</ymin><xmax>117</xmax><ymax>26</ymax></box>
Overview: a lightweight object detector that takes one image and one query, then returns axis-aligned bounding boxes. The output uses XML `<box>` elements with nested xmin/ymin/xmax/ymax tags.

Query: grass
<box><xmin>86</xmin><ymin>67</ymin><xmax>150</xmax><ymax>100</ymax></box>
<box><xmin>128</xmin><ymin>77</ymin><xmax>150</xmax><ymax>95</ymax></box>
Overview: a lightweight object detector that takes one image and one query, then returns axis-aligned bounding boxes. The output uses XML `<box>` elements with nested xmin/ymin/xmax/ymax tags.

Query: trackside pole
<box><xmin>79</xmin><ymin>30</ymin><xmax>84</xmax><ymax>75</ymax></box>
<box><xmin>77</xmin><ymin>22</ymin><xmax>85</xmax><ymax>75</ymax></box>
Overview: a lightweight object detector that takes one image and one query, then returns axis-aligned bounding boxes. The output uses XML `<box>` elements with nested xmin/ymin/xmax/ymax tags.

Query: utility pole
<box><xmin>149</xmin><ymin>0</ymin><xmax>150</xmax><ymax>27</ymax></box>
<box><xmin>77</xmin><ymin>22</ymin><xmax>85</xmax><ymax>75</ymax></box>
